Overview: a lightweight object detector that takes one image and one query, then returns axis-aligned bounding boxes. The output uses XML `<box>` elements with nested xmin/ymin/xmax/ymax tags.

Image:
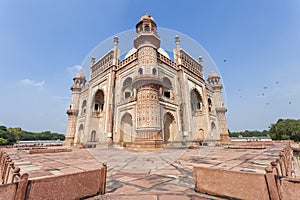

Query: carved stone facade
<box><xmin>64</xmin><ymin>14</ymin><xmax>230</xmax><ymax>149</ymax></box>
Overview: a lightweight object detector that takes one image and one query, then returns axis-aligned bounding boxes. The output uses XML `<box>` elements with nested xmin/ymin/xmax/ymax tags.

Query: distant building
<box><xmin>64</xmin><ymin>14</ymin><xmax>230</xmax><ymax>149</ymax></box>
<box><xmin>230</xmin><ymin>136</ymin><xmax>272</xmax><ymax>142</ymax></box>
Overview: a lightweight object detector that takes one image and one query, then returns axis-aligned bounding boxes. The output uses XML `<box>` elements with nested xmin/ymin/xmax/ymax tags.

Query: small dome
<box><xmin>75</xmin><ymin>71</ymin><xmax>86</xmax><ymax>80</ymax></box>
<box><xmin>208</xmin><ymin>71</ymin><xmax>219</xmax><ymax>79</ymax></box>
<box><xmin>139</xmin><ymin>12</ymin><xmax>155</xmax><ymax>23</ymax></box>
<box><xmin>158</xmin><ymin>48</ymin><xmax>170</xmax><ymax>59</ymax></box>
<box><xmin>124</xmin><ymin>48</ymin><xmax>137</xmax><ymax>59</ymax></box>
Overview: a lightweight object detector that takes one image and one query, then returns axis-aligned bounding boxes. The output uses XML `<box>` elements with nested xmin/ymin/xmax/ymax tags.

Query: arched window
<box><xmin>208</xmin><ymin>98</ymin><xmax>212</xmax><ymax>112</ymax></box>
<box><xmin>138</xmin><ymin>68</ymin><xmax>143</xmax><ymax>75</ymax></box>
<box><xmin>81</xmin><ymin>100</ymin><xmax>87</xmax><ymax>115</ymax></box>
<box><xmin>152</xmin><ymin>68</ymin><xmax>157</xmax><ymax>75</ymax></box>
<box><xmin>90</xmin><ymin>131</ymin><xmax>96</xmax><ymax>142</ymax></box>
<box><xmin>122</xmin><ymin>77</ymin><xmax>133</xmax><ymax>99</ymax></box>
<box><xmin>144</xmin><ymin>25</ymin><xmax>150</xmax><ymax>31</ymax></box>
<box><xmin>162</xmin><ymin>77</ymin><xmax>172</xmax><ymax>99</ymax></box>
<box><xmin>94</xmin><ymin>90</ymin><xmax>104</xmax><ymax>112</ymax></box>
<box><xmin>190</xmin><ymin>89</ymin><xmax>202</xmax><ymax>115</ymax></box>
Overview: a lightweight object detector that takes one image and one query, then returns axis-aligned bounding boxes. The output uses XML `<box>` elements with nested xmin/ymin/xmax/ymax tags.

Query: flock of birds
<box><xmin>223</xmin><ymin>59</ymin><xmax>292</xmax><ymax>106</ymax></box>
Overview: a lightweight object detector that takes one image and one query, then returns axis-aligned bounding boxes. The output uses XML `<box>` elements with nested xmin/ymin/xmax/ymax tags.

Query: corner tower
<box><xmin>207</xmin><ymin>72</ymin><xmax>230</xmax><ymax>144</ymax></box>
<box><xmin>64</xmin><ymin>71</ymin><xmax>86</xmax><ymax>146</ymax></box>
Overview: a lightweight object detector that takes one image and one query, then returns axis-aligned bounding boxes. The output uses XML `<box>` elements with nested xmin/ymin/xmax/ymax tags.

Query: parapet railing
<box><xmin>0</xmin><ymin>147</ymin><xmax>107</xmax><ymax>199</ymax></box>
<box><xmin>194</xmin><ymin>142</ymin><xmax>300</xmax><ymax>200</ymax></box>
<box><xmin>0</xmin><ymin>148</ymin><xmax>27</xmax><ymax>184</ymax></box>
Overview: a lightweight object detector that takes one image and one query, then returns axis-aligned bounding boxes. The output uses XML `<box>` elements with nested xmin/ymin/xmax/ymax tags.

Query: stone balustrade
<box><xmin>157</xmin><ymin>52</ymin><xmax>177</xmax><ymax>69</ymax></box>
<box><xmin>91</xmin><ymin>50</ymin><xmax>114</xmax><ymax>79</ymax></box>
<box><xmin>179</xmin><ymin>50</ymin><xmax>203</xmax><ymax>77</ymax></box>
<box><xmin>0</xmin><ymin>148</ymin><xmax>107</xmax><ymax>199</ymax></box>
<box><xmin>118</xmin><ymin>51</ymin><xmax>138</xmax><ymax>69</ymax></box>
<box><xmin>0</xmin><ymin>148</ymin><xmax>26</xmax><ymax>184</ymax></box>
<box><xmin>194</xmin><ymin>142</ymin><xmax>300</xmax><ymax>200</ymax></box>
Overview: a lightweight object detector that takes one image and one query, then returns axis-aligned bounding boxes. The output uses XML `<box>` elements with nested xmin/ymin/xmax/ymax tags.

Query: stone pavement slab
<box><xmin>3</xmin><ymin>143</ymin><xmax>286</xmax><ymax>199</ymax></box>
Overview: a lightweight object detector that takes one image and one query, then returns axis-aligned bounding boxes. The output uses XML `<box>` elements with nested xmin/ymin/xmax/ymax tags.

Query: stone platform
<box><xmin>2</xmin><ymin>142</ymin><xmax>287</xmax><ymax>199</ymax></box>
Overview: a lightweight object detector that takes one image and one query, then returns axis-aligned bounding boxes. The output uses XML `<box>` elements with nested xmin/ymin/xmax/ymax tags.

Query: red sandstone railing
<box><xmin>194</xmin><ymin>142</ymin><xmax>300</xmax><ymax>200</ymax></box>
<box><xmin>118</xmin><ymin>51</ymin><xmax>138</xmax><ymax>69</ymax></box>
<box><xmin>179</xmin><ymin>50</ymin><xmax>203</xmax><ymax>77</ymax></box>
<box><xmin>91</xmin><ymin>50</ymin><xmax>114</xmax><ymax>79</ymax></box>
<box><xmin>0</xmin><ymin>149</ymin><xmax>26</xmax><ymax>184</ymax></box>
<box><xmin>157</xmin><ymin>52</ymin><xmax>177</xmax><ymax>69</ymax></box>
<box><xmin>0</xmin><ymin>148</ymin><xmax>107</xmax><ymax>199</ymax></box>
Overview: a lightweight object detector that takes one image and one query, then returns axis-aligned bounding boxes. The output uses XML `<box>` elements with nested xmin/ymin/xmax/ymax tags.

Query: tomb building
<box><xmin>64</xmin><ymin>13</ymin><xmax>230</xmax><ymax>149</ymax></box>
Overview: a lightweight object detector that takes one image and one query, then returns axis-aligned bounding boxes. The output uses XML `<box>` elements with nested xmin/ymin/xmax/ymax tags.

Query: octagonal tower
<box><xmin>131</xmin><ymin>13</ymin><xmax>163</xmax><ymax>149</ymax></box>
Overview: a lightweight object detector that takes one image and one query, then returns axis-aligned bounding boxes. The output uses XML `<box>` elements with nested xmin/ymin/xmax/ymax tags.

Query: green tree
<box><xmin>269</xmin><ymin>119</ymin><xmax>300</xmax><ymax>141</ymax></box>
<box><xmin>229</xmin><ymin>130</ymin><xmax>269</xmax><ymax>137</ymax></box>
<box><xmin>0</xmin><ymin>138</ymin><xmax>8</xmax><ymax>145</ymax></box>
<box><xmin>0</xmin><ymin>125</ymin><xmax>16</xmax><ymax>145</ymax></box>
<box><xmin>7</xmin><ymin>127</ymin><xmax>24</xmax><ymax>141</ymax></box>
<box><xmin>1</xmin><ymin>124</ymin><xmax>65</xmax><ymax>144</ymax></box>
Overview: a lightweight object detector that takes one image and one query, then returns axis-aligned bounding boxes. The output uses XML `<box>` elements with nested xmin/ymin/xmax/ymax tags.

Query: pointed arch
<box><xmin>163</xmin><ymin>112</ymin><xmax>176</xmax><ymax>142</ymax></box>
<box><xmin>81</xmin><ymin>100</ymin><xmax>87</xmax><ymax>115</ymax></box>
<box><xmin>208</xmin><ymin>98</ymin><xmax>212</xmax><ymax>113</ymax></box>
<box><xmin>93</xmin><ymin>89</ymin><xmax>105</xmax><ymax>112</ymax></box>
<box><xmin>90</xmin><ymin>130</ymin><xmax>96</xmax><ymax>142</ymax></box>
<box><xmin>122</xmin><ymin>77</ymin><xmax>133</xmax><ymax>99</ymax></box>
<box><xmin>120</xmin><ymin>112</ymin><xmax>133</xmax><ymax>143</ymax></box>
<box><xmin>190</xmin><ymin>88</ymin><xmax>202</xmax><ymax>115</ymax></box>
<box><xmin>162</xmin><ymin>77</ymin><xmax>173</xmax><ymax>99</ymax></box>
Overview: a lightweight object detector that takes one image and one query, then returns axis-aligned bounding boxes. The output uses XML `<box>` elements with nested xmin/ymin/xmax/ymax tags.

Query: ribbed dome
<box><xmin>208</xmin><ymin>71</ymin><xmax>219</xmax><ymax>79</ymax></box>
<box><xmin>75</xmin><ymin>71</ymin><xmax>86</xmax><ymax>80</ymax></box>
<box><xmin>139</xmin><ymin>12</ymin><xmax>155</xmax><ymax>23</ymax></box>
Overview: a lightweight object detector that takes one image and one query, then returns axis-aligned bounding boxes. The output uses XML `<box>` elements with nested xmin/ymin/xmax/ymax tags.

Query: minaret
<box><xmin>207</xmin><ymin>72</ymin><xmax>230</xmax><ymax>144</ymax></box>
<box><xmin>64</xmin><ymin>71</ymin><xmax>86</xmax><ymax>146</ymax></box>
<box><xmin>107</xmin><ymin>36</ymin><xmax>119</xmax><ymax>143</ymax></box>
<box><xmin>131</xmin><ymin>13</ymin><xmax>163</xmax><ymax>149</ymax></box>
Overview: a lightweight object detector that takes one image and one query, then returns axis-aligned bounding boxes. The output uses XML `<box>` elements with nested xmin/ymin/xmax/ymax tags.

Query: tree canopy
<box><xmin>269</xmin><ymin>119</ymin><xmax>300</xmax><ymax>141</ymax></box>
<box><xmin>229</xmin><ymin>130</ymin><xmax>269</xmax><ymax>138</ymax></box>
<box><xmin>0</xmin><ymin>125</ymin><xmax>65</xmax><ymax>146</ymax></box>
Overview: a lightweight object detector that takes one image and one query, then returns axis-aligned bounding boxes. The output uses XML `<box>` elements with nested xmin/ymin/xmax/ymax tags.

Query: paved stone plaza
<box><xmin>3</xmin><ymin>143</ymin><xmax>287</xmax><ymax>199</ymax></box>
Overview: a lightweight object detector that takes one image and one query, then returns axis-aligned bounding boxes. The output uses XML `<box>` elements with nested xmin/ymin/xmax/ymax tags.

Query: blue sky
<box><xmin>0</xmin><ymin>0</ymin><xmax>299</xmax><ymax>133</ymax></box>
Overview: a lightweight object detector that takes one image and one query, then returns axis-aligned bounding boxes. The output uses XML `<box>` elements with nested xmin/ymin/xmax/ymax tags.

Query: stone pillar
<box><xmin>265</xmin><ymin>167</ymin><xmax>280</xmax><ymax>200</ymax></box>
<box><xmin>106</xmin><ymin>36</ymin><xmax>118</xmax><ymax>143</ymax></box>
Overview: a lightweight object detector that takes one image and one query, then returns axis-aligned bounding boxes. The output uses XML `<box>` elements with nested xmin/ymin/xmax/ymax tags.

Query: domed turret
<box><xmin>75</xmin><ymin>71</ymin><xmax>86</xmax><ymax>80</ymax></box>
<box><xmin>136</xmin><ymin>12</ymin><xmax>157</xmax><ymax>34</ymax></box>
<box><xmin>73</xmin><ymin>71</ymin><xmax>86</xmax><ymax>87</ymax></box>
<box><xmin>207</xmin><ymin>71</ymin><xmax>220</xmax><ymax>85</ymax></box>
<box><xmin>134</xmin><ymin>13</ymin><xmax>160</xmax><ymax>50</ymax></box>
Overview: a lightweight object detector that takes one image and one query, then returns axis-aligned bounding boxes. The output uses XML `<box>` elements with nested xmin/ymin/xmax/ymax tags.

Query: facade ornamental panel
<box><xmin>64</xmin><ymin>13</ymin><xmax>230</xmax><ymax>149</ymax></box>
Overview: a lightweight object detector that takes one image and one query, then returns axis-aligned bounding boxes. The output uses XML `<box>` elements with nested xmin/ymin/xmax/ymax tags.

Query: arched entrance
<box><xmin>120</xmin><ymin>113</ymin><xmax>133</xmax><ymax>143</ymax></box>
<box><xmin>163</xmin><ymin>112</ymin><xmax>175</xmax><ymax>142</ymax></box>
